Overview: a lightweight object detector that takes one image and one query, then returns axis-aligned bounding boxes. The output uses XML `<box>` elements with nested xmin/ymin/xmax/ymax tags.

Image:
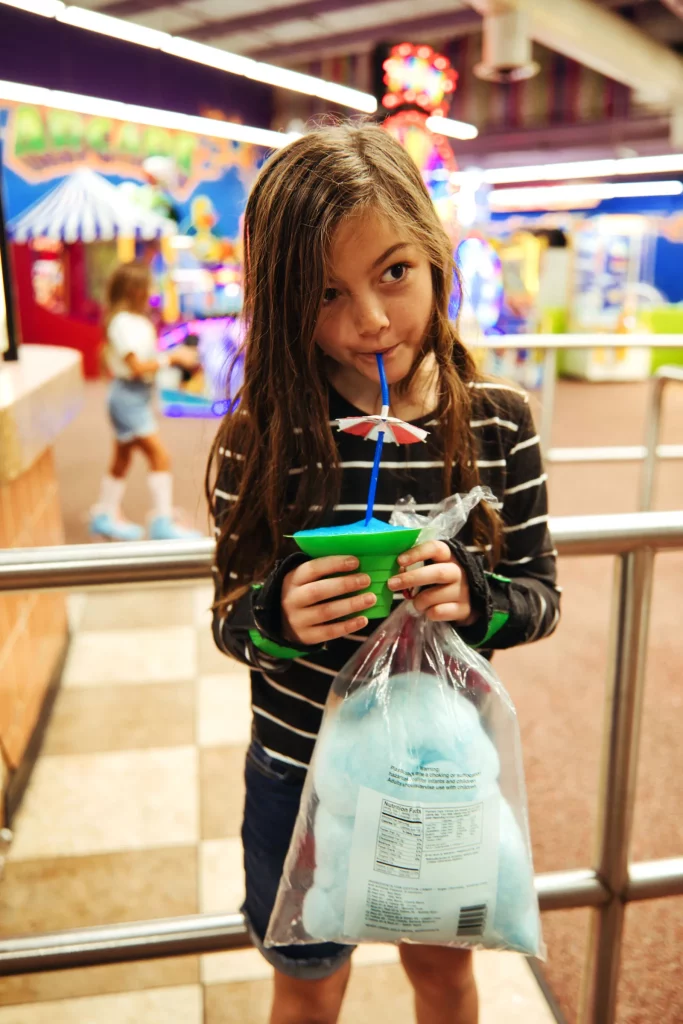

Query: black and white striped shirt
<box><xmin>212</xmin><ymin>380</ymin><xmax>560</xmax><ymax>771</ymax></box>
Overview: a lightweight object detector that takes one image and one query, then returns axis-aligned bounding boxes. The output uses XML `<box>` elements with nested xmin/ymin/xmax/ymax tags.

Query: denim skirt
<box><xmin>108</xmin><ymin>378</ymin><xmax>156</xmax><ymax>443</ymax></box>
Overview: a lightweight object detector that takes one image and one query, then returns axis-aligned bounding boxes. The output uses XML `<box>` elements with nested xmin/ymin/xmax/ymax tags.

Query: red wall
<box><xmin>11</xmin><ymin>244</ymin><xmax>101</xmax><ymax>378</ymax></box>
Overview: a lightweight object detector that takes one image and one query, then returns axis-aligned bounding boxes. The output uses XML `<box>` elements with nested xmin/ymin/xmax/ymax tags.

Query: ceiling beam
<box><xmin>248</xmin><ymin>9</ymin><xmax>482</xmax><ymax>62</ymax></box>
<box><xmin>184</xmin><ymin>0</ymin><xmax>384</xmax><ymax>42</ymax></box>
<box><xmin>464</xmin><ymin>0</ymin><xmax>683</xmax><ymax>103</ymax></box>
<box><xmin>453</xmin><ymin>114</ymin><xmax>671</xmax><ymax>165</ymax></box>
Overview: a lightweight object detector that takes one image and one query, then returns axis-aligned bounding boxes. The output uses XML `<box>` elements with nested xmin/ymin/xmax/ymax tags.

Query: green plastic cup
<box><xmin>293</xmin><ymin>524</ymin><xmax>421</xmax><ymax>618</ymax></box>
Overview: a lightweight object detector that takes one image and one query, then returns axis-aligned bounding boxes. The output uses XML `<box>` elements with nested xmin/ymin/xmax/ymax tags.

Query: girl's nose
<box><xmin>354</xmin><ymin>297</ymin><xmax>390</xmax><ymax>336</ymax></box>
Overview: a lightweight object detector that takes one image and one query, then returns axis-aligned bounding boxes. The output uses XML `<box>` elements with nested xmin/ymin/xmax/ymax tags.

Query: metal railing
<box><xmin>474</xmin><ymin>334</ymin><xmax>683</xmax><ymax>472</ymax></box>
<box><xmin>639</xmin><ymin>365</ymin><xmax>683</xmax><ymax>511</ymax></box>
<box><xmin>1</xmin><ymin>514</ymin><xmax>683</xmax><ymax>1024</ymax></box>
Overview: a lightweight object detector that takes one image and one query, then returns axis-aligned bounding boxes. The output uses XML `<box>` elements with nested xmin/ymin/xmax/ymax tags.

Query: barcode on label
<box><xmin>457</xmin><ymin>903</ymin><xmax>487</xmax><ymax>936</ymax></box>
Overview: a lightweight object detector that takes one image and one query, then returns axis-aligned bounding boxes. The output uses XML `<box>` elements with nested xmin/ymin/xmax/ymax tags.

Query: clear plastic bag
<box><xmin>265</xmin><ymin>488</ymin><xmax>545</xmax><ymax>958</ymax></box>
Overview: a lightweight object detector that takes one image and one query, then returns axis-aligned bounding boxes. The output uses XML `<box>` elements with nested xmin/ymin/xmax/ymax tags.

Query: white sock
<box><xmin>94</xmin><ymin>475</ymin><xmax>126</xmax><ymax>518</ymax></box>
<box><xmin>148</xmin><ymin>471</ymin><xmax>173</xmax><ymax>519</ymax></box>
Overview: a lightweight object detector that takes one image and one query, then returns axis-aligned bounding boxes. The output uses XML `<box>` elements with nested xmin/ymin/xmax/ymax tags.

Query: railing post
<box><xmin>579</xmin><ymin>547</ymin><xmax>654</xmax><ymax>1024</ymax></box>
<box><xmin>640</xmin><ymin>367</ymin><xmax>683</xmax><ymax>512</ymax></box>
<box><xmin>639</xmin><ymin>375</ymin><xmax>666</xmax><ymax>512</ymax></box>
<box><xmin>539</xmin><ymin>347</ymin><xmax>557</xmax><ymax>454</ymax></box>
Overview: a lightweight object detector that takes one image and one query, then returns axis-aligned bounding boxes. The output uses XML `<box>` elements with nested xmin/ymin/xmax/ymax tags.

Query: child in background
<box><xmin>208</xmin><ymin>124</ymin><xmax>561</xmax><ymax>1024</ymax></box>
<box><xmin>90</xmin><ymin>260</ymin><xmax>202</xmax><ymax>541</ymax></box>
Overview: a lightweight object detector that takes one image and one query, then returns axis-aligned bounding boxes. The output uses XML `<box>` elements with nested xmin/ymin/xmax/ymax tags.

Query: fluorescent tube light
<box><xmin>2</xmin><ymin>0</ymin><xmax>64</xmax><ymax>14</ymax></box>
<box><xmin>161</xmin><ymin>37</ymin><xmax>254</xmax><ymax>78</ymax></box>
<box><xmin>0</xmin><ymin>79</ymin><xmax>299</xmax><ymax>149</ymax></box>
<box><xmin>253</xmin><ymin>63</ymin><xmax>376</xmax><ymax>113</ymax></box>
<box><xmin>0</xmin><ymin>1</ymin><xmax>377</xmax><ymax>114</ymax></box>
<box><xmin>0</xmin><ymin>81</ymin><xmax>51</xmax><ymax>105</ymax></box>
<box><xmin>57</xmin><ymin>6</ymin><xmax>170</xmax><ymax>49</ymax></box>
<box><xmin>453</xmin><ymin>153</ymin><xmax>683</xmax><ymax>186</ymax></box>
<box><xmin>489</xmin><ymin>180</ymin><xmax>683</xmax><ymax>210</ymax></box>
<box><xmin>426</xmin><ymin>115</ymin><xmax>478</xmax><ymax>141</ymax></box>
<box><xmin>163</xmin><ymin>36</ymin><xmax>376</xmax><ymax>112</ymax></box>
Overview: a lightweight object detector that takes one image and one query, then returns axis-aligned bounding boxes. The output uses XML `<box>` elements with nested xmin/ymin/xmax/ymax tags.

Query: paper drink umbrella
<box><xmin>293</xmin><ymin>354</ymin><xmax>428</xmax><ymax>618</ymax></box>
<box><xmin>336</xmin><ymin>415</ymin><xmax>429</xmax><ymax>446</ymax></box>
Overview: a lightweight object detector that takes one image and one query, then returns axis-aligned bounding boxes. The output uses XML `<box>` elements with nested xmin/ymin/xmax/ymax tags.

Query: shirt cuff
<box><xmin>445</xmin><ymin>540</ymin><xmax>512</xmax><ymax>648</ymax></box>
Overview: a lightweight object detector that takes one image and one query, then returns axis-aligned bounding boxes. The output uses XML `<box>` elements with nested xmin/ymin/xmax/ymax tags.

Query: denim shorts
<box><xmin>108</xmin><ymin>378</ymin><xmax>157</xmax><ymax>443</ymax></box>
<box><xmin>241</xmin><ymin>739</ymin><xmax>355</xmax><ymax>980</ymax></box>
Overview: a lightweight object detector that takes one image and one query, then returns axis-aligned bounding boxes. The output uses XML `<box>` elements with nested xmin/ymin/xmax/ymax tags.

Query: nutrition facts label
<box><xmin>344</xmin><ymin>786</ymin><xmax>498</xmax><ymax>942</ymax></box>
<box><xmin>375</xmin><ymin>800</ymin><xmax>423</xmax><ymax>877</ymax></box>
<box><xmin>374</xmin><ymin>800</ymin><xmax>485</xmax><ymax>879</ymax></box>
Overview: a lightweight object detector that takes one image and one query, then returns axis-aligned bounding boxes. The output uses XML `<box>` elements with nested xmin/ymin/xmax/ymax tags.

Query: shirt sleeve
<box><xmin>107</xmin><ymin>313</ymin><xmax>154</xmax><ymax>361</ymax></box>
<box><xmin>210</xmin><ymin>452</ymin><xmax>315</xmax><ymax>672</ymax></box>
<box><xmin>456</xmin><ymin>398</ymin><xmax>561</xmax><ymax>651</ymax></box>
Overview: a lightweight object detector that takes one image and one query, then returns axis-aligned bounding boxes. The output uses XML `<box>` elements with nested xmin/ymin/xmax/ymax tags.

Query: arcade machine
<box><xmin>563</xmin><ymin>214</ymin><xmax>654</xmax><ymax>380</ymax></box>
<box><xmin>157</xmin><ymin>315</ymin><xmax>244</xmax><ymax>418</ymax></box>
<box><xmin>135</xmin><ymin>157</ymin><xmax>247</xmax><ymax>417</ymax></box>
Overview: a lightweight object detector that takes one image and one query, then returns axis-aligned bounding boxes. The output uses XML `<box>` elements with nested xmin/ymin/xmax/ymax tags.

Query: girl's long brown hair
<box><xmin>208</xmin><ymin>122</ymin><xmax>501</xmax><ymax>604</ymax></box>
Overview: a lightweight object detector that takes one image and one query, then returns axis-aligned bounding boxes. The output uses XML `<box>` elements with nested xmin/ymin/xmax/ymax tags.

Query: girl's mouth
<box><xmin>357</xmin><ymin>344</ymin><xmax>400</xmax><ymax>362</ymax></box>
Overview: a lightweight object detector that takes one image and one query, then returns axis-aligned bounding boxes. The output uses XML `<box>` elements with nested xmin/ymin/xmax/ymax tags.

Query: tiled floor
<box><xmin>0</xmin><ymin>583</ymin><xmax>556</xmax><ymax>1023</ymax></box>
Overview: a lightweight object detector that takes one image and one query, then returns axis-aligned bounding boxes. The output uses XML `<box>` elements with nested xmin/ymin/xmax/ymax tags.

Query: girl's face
<box><xmin>314</xmin><ymin>209</ymin><xmax>434</xmax><ymax>388</ymax></box>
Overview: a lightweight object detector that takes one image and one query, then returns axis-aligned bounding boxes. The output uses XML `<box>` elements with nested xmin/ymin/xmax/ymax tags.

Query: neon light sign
<box><xmin>382</xmin><ymin>43</ymin><xmax>457</xmax><ymax>116</ymax></box>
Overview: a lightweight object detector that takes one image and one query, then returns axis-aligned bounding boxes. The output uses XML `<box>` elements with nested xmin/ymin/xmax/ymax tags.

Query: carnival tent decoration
<box><xmin>8</xmin><ymin>168</ymin><xmax>176</xmax><ymax>244</ymax></box>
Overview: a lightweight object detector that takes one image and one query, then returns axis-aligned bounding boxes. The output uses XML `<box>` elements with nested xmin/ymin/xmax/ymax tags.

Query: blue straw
<box><xmin>377</xmin><ymin>350</ymin><xmax>390</xmax><ymax>407</ymax></box>
<box><xmin>364</xmin><ymin>353</ymin><xmax>390</xmax><ymax>526</ymax></box>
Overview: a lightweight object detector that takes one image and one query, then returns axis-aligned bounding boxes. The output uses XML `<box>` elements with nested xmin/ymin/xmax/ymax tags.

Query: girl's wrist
<box><xmin>157</xmin><ymin>351</ymin><xmax>171</xmax><ymax>369</ymax></box>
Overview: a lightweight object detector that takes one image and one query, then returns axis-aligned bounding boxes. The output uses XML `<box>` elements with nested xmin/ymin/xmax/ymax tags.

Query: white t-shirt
<box><xmin>105</xmin><ymin>311</ymin><xmax>158</xmax><ymax>382</ymax></box>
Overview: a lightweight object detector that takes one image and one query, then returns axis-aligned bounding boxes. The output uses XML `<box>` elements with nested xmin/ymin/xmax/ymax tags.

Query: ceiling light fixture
<box><xmin>57</xmin><ymin>6</ymin><xmax>170</xmax><ymax>49</ymax></box>
<box><xmin>0</xmin><ymin>1</ymin><xmax>377</xmax><ymax>113</ymax></box>
<box><xmin>0</xmin><ymin>79</ymin><xmax>300</xmax><ymax>149</ymax></box>
<box><xmin>489</xmin><ymin>180</ymin><xmax>683</xmax><ymax>210</ymax></box>
<box><xmin>426</xmin><ymin>115</ymin><xmax>479</xmax><ymax>141</ymax></box>
<box><xmin>163</xmin><ymin>36</ymin><xmax>376</xmax><ymax>112</ymax></box>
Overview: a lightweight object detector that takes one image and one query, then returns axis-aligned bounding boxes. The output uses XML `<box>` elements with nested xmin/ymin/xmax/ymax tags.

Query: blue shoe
<box><xmin>148</xmin><ymin>515</ymin><xmax>203</xmax><ymax>541</ymax></box>
<box><xmin>89</xmin><ymin>511</ymin><xmax>144</xmax><ymax>542</ymax></box>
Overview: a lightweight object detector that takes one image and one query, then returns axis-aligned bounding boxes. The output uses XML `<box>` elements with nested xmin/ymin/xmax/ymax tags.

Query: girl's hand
<box><xmin>387</xmin><ymin>541</ymin><xmax>478</xmax><ymax>624</ymax></box>
<box><xmin>281</xmin><ymin>556</ymin><xmax>377</xmax><ymax>646</ymax></box>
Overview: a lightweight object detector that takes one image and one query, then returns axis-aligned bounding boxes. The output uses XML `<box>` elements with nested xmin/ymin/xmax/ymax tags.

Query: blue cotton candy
<box><xmin>313</xmin><ymin>673</ymin><xmax>499</xmax><ymax>817</ymax></box>
<box><xmin>302</xmin><ymin>884</ymin><xmax>347</xmax><ymax>940</ymax></box>
<box><xmin>303</xmin><ymin>670</ymin><xmax>539</xmax><ymax>953</ymax></box>
<box><xmin>313</xmin><ymin>700</ymin><xmax>420</xmax><ymax>816</ymax></box>
<box><xmin>492</xmin><ymin>798</ymin><xmax>540</xmax><ymax>955</ymax></box>
<box><xmin>384</xmin><ymin>673</ymin><xmax>501</xmax><ymax>783</ymax></box>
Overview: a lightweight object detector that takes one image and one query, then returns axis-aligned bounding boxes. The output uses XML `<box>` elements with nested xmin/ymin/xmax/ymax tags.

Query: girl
<box><xmin>90</xmin><ymin>260</ymin><xmax>202</xmax><ymax>542</ymax></box>
<box><xmin>208</xmin><ymin>123</ymin><xmax>560</xmax><ymax>1024</ymax></box>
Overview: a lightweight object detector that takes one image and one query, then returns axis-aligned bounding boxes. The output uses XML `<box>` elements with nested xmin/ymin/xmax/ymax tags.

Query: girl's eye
<box><xmin>322</xmin><ymin>287</ymin><xmax>339</xmax><ymax>304</ymax></box>
<box><xmin>382</xmin><ymin>262</ymin><xmax>409</xmax><ymax>284</ymax></box>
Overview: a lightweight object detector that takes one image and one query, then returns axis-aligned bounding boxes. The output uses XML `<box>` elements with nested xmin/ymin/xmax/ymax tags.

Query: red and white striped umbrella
<box><xmin>336</xmin><ymin>415</ymin><xmax>429</xmax><ymax>445</ymax></box>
